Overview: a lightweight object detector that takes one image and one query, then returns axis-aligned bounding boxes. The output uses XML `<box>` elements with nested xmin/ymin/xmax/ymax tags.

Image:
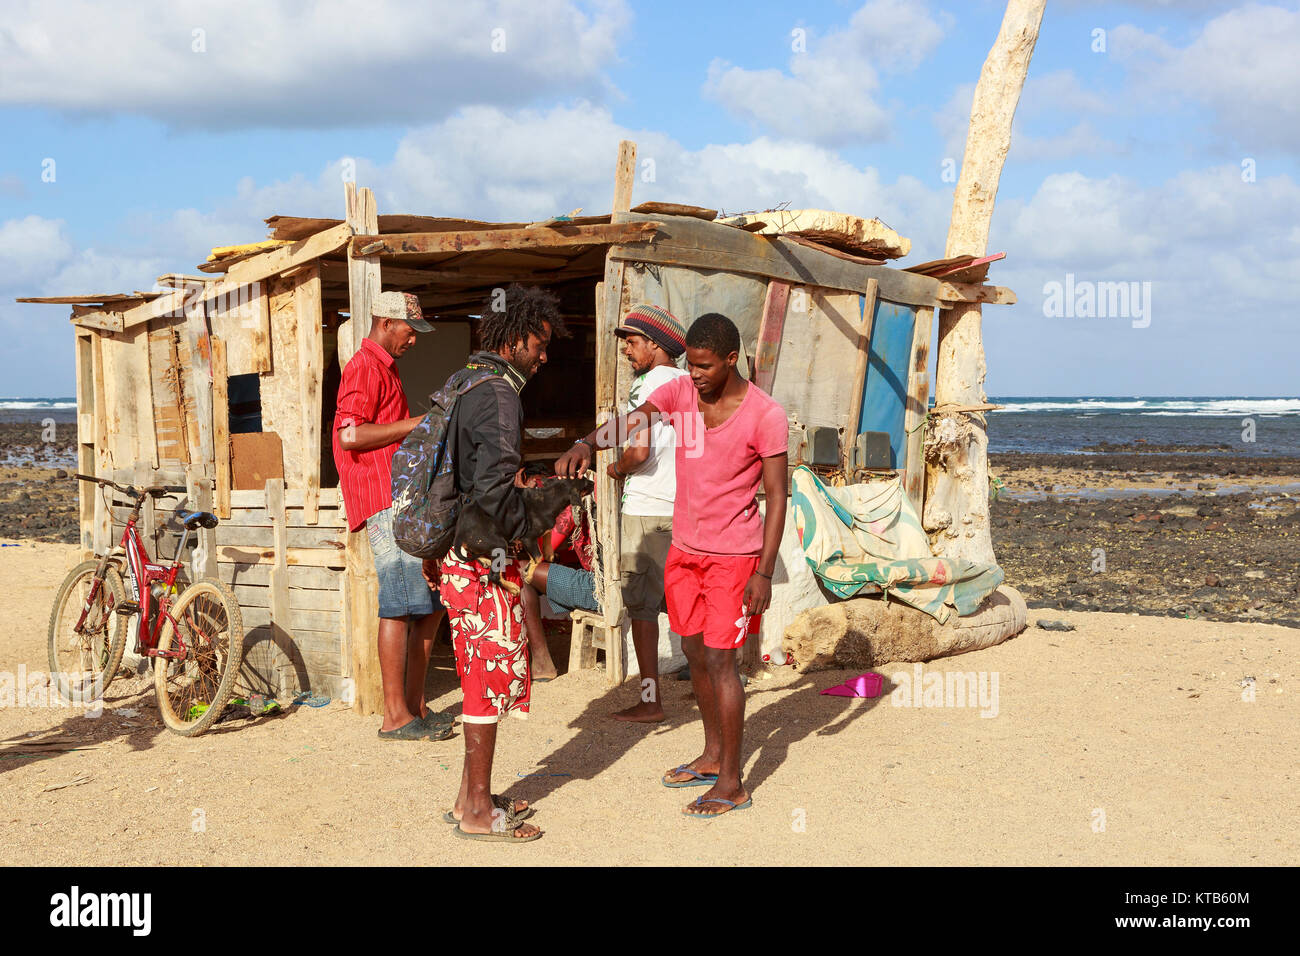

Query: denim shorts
<box><xmin>367</xmin><ymin>506</ymin><xmax>443</xmax><ymax>619</ymax></box>
<box><xmin>545</xmin><ymin>562</ymin><xmax>600</xmax><ymax>615</ymax></box>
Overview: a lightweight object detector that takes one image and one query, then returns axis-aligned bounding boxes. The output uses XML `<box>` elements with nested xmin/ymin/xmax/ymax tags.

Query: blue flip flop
<box><xmin>661</xmin><ymin>765</ymin><xmax>719</xmax><ymax>788</ymax></box>
<box><xmin>683</xmin><ymin>795</ymin><xmax>753</xmax><ymax>818</ymax></box>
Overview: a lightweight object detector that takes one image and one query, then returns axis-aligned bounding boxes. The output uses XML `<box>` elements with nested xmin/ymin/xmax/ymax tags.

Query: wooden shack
<box><xmin>21</xmin><ymin>139</ymin><xmax>1014</xmax><ymax>714</ymax></box>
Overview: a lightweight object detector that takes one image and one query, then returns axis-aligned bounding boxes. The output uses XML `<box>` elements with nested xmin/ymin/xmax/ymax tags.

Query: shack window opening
<box><xmin>227</xmin><ymin>373</ymin><xmax>263</xmax><ymax>433</ymax></box>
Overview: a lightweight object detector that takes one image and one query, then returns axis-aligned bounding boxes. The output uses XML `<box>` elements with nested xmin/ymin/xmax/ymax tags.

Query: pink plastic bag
<box><xmin>820</xmin><ymin>673</ymin><xmax>884</xmax><ymax>698</ymax></box>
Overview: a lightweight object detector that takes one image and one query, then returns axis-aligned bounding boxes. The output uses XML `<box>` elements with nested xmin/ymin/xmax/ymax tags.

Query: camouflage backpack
<box><xmin>390</xmin><ymin>363</ymin><xmax>505</xmax><ymax>559</ymax></box>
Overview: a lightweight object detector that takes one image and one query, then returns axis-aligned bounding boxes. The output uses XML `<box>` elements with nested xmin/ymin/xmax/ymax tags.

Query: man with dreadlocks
<box><xmin>427</xmin><ymin>283</ymin><xmax>567</xmax><ymax>844</ymax></box>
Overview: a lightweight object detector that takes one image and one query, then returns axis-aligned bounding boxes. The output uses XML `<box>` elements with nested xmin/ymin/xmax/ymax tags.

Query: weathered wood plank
<box><xmin>352</xmin><ymin>221</ymin><xmax>657</xmax><ymax>257</ymax></box>
<box><xmin>231</xmin><ymin>583</ymin><xmax>342</xmax><ymax>612</ymax></box>
<box><xmin>609</xmin><ymin>211</ymin><xmax>949</xmax><ymax>309</ymax></box>
<box><xmin>228</xmin><ymin>487</ymin><xmax>339</xmax><ymax>509</ymax></box>
<box><xmin>182</xmin><ymin>298</ymin><xmax>214</xmax><ymax>473</ymax></box>
<box><xmin>221</xmin><ymin>562</ymin><xmax>343</xmax><ymax>590</ymax></box>
<box><xmin>70</xmin><ymin>310</ymin><xmax>124</xmax><ymax>333</ymax></box>
<box><xmin>215</xmin><ymin>524</ymin><xmax>347</xmax><ymax>549</ymax></box>
<box><xmin>752</xmin><ymin>280</ymin><xmax>790</xmax><ymax>393</ymax></box>
<box><xmin>147</xmin><ymin>321</ymin><xmax>191</xmax><ymax>468</ymax></box>
<box><xmin>261</xmin><ymin>276</ymin><xmax>303</xmax><ymax>484</ymax></box>
<box><xmin>221</xmin><ymin>222</ymin><xmax>353</xmax><ymax>289</ymax></box>
<box><xmin>225</xmin><ymin>506</ymin><xmax>344</xmax><ymax>531</ymax></box>
<box><xmin>294</xmin><ymin>264</ymin><xmax>324</xmax><ymax>523</ymax></box>
<box><xmin>208</xmin><ymin>284</ymin><xmax>272</xmax><ymax>375</ymax></box>
<box><xmin>91</xmin><ymin>335</ymin><xmax>112</xmax><ymax>554</ymax></box>
<box><xmin>345</xmin><ymin>528</ymin><xmax>381</xmax><ymax>715</ymax></box>
<box><xmin>936</xmin><ymin>281</ymin><xmax>1016</xmax><ymax>305</ymax></box>
<box><xmin>239</xmin><ymin>606</ymin><xmax>343</xmax><ymax>637</ymax></box>
<box><xmin>844</xmin><ymin>278</ymin><xmax>881</xmax><ymax>466</ymax></box>
<box><xmin>75</xmin><ymin>333</ymin><xmax>96</xmax><ymax>556</ymax></box>
<box><xmin>187</xmin><ymin>470</ymin><xmax>218</xmax><ymax>579</ymax></box>
<box><xmin>267</xmin><ymin>479</ymin><xmax>294</xmax><ymax>679</ymax></box>
<box><xmin>217</xmin><ymin>545</ymin><xmax>347</xmax><ymax>569</ymax></box>
<box><xmin>903</xmin><ymin>306</ymin><xmax>936</xmax><ymax>508</ymax></box>
<box><xmin>212</xmin><ymin>336</ymin><xmax>231</xmax><ymax>518</ymax></box>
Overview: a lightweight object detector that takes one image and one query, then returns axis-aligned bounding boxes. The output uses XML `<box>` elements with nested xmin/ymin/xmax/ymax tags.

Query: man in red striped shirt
<box><xmin>333</xmin><ymin>291</ymin><xmax>451</xmax><ymax>741</ymax></box>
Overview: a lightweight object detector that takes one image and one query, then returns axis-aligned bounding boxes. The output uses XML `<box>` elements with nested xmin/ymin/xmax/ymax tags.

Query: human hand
<box><xmin>606</xmin><ymin>461</ymin><xmax>624</xmax><ymax>481</ymax></box>
<box><xmin>555</xmin><ymin>442</ymin><xmax>592</xmax><ymax>478</ymax></box>
<box><xmin>742</xmin><ymin>572</ymin><xmax>772</xmax><ymax>618</ymax></box>
<box><xmin>421</xmin><ymin>558</ymin><xmax>441</xmax><ymax>591</ymax></box>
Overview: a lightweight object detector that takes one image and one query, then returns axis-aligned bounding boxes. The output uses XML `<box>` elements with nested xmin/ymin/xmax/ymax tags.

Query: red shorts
<box><xmin>664</xmin><ymin>545</ymin><xmax>763</xmax><ymax>650</ymax></box>
<box><xmin>438</xmin><ymin>550</ymin><xmax>530</xmax><ymax>723</ymax></box>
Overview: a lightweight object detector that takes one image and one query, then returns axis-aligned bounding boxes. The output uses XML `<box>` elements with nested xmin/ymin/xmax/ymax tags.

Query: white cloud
<box><xmin>704</xmin><ymin>0</ymin><xmax>948</xmax><ymax>147</ymax></box>
<box><xmin>1111</xmin><ymin>3</ymin><xmax>1300</xmax><ymax>152</ymax></box>
<box><xmin>0</xmin><ymin>215</ymin><xmax>73</xmax><ymax>286</ymax></box>
<box><xmin>0</xmin><ymin>0</ymin><xmax>629</xmax><ymax>129</ymax></box>
<box><xmin>935</xmin><ymin>70</ymin><xmax>1122</xmax><ymax>168</ymax></box>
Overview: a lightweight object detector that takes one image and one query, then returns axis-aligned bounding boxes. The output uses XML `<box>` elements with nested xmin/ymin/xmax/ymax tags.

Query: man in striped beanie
<box><xmin>607</xmin><ymin>304</ymin><xmax>688</xmax><ymax>722</ymax></box>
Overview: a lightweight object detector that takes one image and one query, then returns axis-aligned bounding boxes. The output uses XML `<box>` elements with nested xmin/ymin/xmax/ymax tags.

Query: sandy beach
<box><xmin>2</xmin><ymin>528</ymin><xmax>1296</xmax><ymax>865</ymax></box>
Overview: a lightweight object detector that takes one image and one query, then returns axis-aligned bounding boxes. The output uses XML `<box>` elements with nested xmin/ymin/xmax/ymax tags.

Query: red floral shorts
<box><xmin>437</xmin><ymin>550</ymin><xmax>530</xmax><ymax>723</ymax></box>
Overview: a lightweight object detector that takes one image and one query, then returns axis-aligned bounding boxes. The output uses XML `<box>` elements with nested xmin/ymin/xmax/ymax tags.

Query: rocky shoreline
<box><xmin>2</xmin><ymin>422</ymin><xmax>1297</xmax><ymax>627</ymax></box>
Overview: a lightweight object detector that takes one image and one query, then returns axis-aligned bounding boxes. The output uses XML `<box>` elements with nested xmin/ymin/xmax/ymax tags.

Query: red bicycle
<box><xmin>47</xmin><ymin>473</ymin><xmax>244</xmax><ymax>736</ymax></box>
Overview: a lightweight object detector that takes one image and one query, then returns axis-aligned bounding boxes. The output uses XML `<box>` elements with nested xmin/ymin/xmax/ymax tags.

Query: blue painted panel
<box><xmin>858</xmin><ymin>300</ymin><xmax>917</xmax><ymax>468</ymax></box>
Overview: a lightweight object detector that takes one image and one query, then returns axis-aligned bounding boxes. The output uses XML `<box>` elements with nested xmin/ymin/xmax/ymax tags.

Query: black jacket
<box><xmin>450</xmin><ymin>351</ymin><xmax>530</xmax><ymax>541</ymax></box>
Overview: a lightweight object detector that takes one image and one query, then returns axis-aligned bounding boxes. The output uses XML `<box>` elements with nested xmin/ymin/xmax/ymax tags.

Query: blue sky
<box><xmin>3</xmin><ymin>0</ymin><xmax>1298</xmax><ymax>397</ymax></box>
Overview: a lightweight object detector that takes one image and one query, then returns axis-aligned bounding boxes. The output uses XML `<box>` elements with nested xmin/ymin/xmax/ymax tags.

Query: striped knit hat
<box><xmin>615</xmin><ymin>303</ymin><xmax>687</xmax><ymax>357</ymax></box>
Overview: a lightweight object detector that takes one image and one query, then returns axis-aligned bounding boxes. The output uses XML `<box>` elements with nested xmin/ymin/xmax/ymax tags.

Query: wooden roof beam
<box><xmin>351</xmin><ymin>221</ymin><xmax>659</xmax><ymax>257</ymax></box>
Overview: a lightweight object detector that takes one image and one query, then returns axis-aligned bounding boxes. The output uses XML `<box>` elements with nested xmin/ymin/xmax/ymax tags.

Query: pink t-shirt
<box><xmin>646</xmin><ymin>376</ymin><xmax>789</xmax><ymax>556</ymax></box>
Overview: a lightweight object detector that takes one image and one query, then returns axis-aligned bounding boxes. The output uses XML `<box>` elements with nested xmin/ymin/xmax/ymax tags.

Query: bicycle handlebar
<box><xmin>73</xmin><ymin>473</ymin><xmax>187</xmax><ymax>502</ymax></box>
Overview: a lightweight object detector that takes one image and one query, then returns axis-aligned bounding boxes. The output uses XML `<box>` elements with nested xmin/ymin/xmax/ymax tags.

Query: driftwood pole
<box><xmin>925</xmin><ymin>0</ymin><xmax>1045</xmax><ymax>564</ymax></box>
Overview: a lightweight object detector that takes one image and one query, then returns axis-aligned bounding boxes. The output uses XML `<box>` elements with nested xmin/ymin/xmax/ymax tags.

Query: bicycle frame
<box><xmin>121</xmin><ymin>511</ymin><xmax>195</xmax><ymax>659</ymax></box>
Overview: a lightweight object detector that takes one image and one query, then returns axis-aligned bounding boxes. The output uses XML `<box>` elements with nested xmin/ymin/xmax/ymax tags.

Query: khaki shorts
<box><xmin>619</xmin><ymin>513</ymin><xmax>673</xmax><ymax>621</ymax></box>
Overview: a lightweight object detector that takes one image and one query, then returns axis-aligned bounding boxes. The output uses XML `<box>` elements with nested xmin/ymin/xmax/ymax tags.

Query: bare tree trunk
<box><xmin>925</xmin><ymin>0</ymin><xmax>1045</xmax><ymax>564</ymax></box>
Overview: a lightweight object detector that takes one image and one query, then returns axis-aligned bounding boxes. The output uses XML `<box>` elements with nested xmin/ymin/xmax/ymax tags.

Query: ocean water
<box><xmin>4</xmin><ymin>396</ymin><xmax>1299</xmax><ymax>457</ymax></box>
<box><xmin>986</xmin><ymin>397</ymin><xmax>1300</xmax><ymax>457</ymax></box>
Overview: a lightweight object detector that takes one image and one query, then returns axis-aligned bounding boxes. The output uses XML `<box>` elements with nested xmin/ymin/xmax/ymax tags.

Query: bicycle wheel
<box><xmin>152</xmin><ymin>578</ymin><xmax>244</xmax><ymax>737</ymax></box>
<box><xmin>47</xmin><ymin>560</ymin><xmax>128</xmax><ymax>704</ymax></box>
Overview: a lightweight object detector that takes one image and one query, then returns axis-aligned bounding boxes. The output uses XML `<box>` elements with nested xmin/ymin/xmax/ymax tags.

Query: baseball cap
<box><xmin>373</xmin><ymin>290</ymin><xmax>433</xmax><ymax>332</ymax></box>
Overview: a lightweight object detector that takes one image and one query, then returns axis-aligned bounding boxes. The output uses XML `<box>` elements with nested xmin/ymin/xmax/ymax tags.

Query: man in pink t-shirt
<box><xmin>556</xmin><ymin>313</ymin><xmax>789</xmax><ymax>819</ymax></box>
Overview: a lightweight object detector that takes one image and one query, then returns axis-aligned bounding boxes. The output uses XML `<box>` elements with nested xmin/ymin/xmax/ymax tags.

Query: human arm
<box><xmin>607</xmin><ymin>423</ymin><xmax>652</xmax><ymax>480</ymax></box>
<box><xmin>333</xmin><ymin>357</ymin><xmax>422</xmax><ymax>452</ymax></box>
<box><xmin>742</xmin><ymin>453</ymin><xmax>788</xmax><ymax>617</ymax></box>
<box><xmin>337</xmin><ymin>417</ymin><xmax>423</xmax><ymax>452</ymax></box>
<box><xmin>556</xmin><ymin>400</ymin><xmax>662</xmax><ymax>478</ymax></box>
<box><xmin>461</xmin><ymin>381</ymin><xmax>530</xmax><ymax>541</ymax></box>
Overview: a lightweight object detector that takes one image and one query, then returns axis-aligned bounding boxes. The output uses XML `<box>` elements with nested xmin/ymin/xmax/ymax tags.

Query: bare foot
<box><xmin>451</xmin><ymin>794</ymin><xmax>529</xmax><ymax>821</ymax></box>
<box><xmin>610</xmin><ymin>701</ymin><xmax>665</xmax><ymax>723</ymax></box>
<box><xmin>459</xmin><ymin>813</ymin><xmax>542</xmax><ymax>839</ymax></box>
<box><xmin>683</xmin><ymin>785</ymin><xmax>750</xmax><ymax>816</ymax></box>
<box><xmin>662</xmin><ymin>758</ymin><xmax>720</xmax><ymax>785</ymax></box>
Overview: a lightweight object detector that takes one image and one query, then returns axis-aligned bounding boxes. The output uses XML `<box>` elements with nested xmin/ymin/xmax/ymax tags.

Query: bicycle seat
<box><xmin>178</xmin><ymin>510</ymin><xmax>219</xmax><ymax>530</ymax></box>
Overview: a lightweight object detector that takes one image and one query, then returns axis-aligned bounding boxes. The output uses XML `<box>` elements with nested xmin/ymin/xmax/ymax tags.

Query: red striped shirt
<box><xmin>333</xmin><ymin>338</ymin><xmax>410</xmax><ymax>531</ymax></box>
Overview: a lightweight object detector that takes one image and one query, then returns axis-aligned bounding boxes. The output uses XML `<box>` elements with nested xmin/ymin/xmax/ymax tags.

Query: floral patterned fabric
<box><xmin>438</xmin><ymin>549</ymin><xmax>530</xmax><ymax>722</ymax></box>
<box><xmin>790</xmin><ymin>466</ymin><xmax>1003</xmax><ymax>624</ymax></box>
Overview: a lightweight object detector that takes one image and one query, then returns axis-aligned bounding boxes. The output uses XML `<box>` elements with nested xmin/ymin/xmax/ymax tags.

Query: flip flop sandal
<box><xmin>683</xmin><ymin>795</ymin><xmax>753</xmax><ymax>818</ymax></box>
<box><xmin>451</xmin><ymin>807</ymin><xmax>542</xmax><ymax>843</ymax></box>
<box><xmin>661</xmin><ymin>764</ymin><xmax>719</xmax><ymax>788</ymax></box>
<box><xmin>442</xmin><ymin>794</ymin><xmax>533</xmax><ymax>824</ymax></box>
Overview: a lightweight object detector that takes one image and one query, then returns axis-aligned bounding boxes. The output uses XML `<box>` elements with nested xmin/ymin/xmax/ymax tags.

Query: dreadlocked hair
<box><xmin>685</xmin><ymin>312</ymin><xmax>740</xmax><ymax>359</ymax></box>
<box><xmin>477</xmin><ymin>283</ymin><xmax>569</xmax><ymax>352</ymax></box>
